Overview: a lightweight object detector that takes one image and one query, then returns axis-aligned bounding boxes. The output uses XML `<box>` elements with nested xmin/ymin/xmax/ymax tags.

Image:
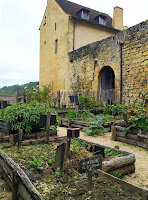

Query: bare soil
<box><xmin>0</xmin><ymin>127</ymin><xmax>147</xmax><ymax>199</ymax></box>
<box><xmin>57</xmin><ymin>127</ymin><xmax>148</xmax><ymax>190</ymax></box>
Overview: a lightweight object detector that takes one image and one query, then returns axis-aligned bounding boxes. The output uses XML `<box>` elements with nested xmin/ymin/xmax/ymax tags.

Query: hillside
<box><xmin>0</xmin><ymin>82</ymin><xmax>39</xmax><ymax>96</ymax></box>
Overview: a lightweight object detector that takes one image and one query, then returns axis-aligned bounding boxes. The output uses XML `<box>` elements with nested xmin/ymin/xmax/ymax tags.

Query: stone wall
<box><xmin>69</xmin><ymin>20</ymin><xmax>148</xmax><ymax>105</ymax></box>
<box><xmin>0</xmin><ymin>95</ymin><xmax>16</xmax><ymax>105</ymax></box>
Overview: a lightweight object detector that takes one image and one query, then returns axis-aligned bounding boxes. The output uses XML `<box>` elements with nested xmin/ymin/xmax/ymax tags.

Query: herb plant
<box><xmin>83</xmin><ymin>122</ymin><xmax>108</xmax><ymax>136</ymax></box>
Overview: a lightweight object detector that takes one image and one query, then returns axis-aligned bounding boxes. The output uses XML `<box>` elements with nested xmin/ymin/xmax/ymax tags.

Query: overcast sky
<box><xmin>0</xmin><ymin>0</ymin><xmax>147</xmax><ymax>88</ymax></box>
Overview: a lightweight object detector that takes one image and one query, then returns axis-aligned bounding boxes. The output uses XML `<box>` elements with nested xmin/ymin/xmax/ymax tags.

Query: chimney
<box><xmin>112</xmin><ymin>7</ymin><xmax>123</xmax><ymax>31</ymax></box>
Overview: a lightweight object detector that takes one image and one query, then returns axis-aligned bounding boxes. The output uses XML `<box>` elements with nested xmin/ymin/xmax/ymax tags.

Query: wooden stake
<box><xmin>88</xmin><ymin>170</ymin><xmax>92</xmax><ymax>191</ymax></box>
<box><xmin>92</xmin><ymin>144</ymin><xmax>95</xmax><ymax>153</ymax></box>
<box><xmin>75</xmin><ymin>105</ymin><xmax>78</xmax><ymax>118</ymax></box>
<box><xmin>1</xmin><ymin>101</ymin><xmax>4</xmax><ymax>119</ymax></box>
<box><xmin>68</xmin><ymin>118</ymin><xmax>72</xmax><ymax>128</ymax></box>
<box><xmin>46</xmin><ymin>112</ymin><xmax>51</xmax><ymax>144</ymax></box>
<box><xmin>12</xmin><ymin>170</ymin><xmax>18</xmax><ymax>200</ymax></box>
<box><xmin>18</xmin><ymin>129</ymin><xmax>23</xmax><ymax>149</ymax></box>
<box><xmin>60</xmin><ymin>142</ymin><xmax>68</xmax><ymax>172</ymax></box>
<box><xmin>112</xmin><ymin>125</ymin><xmax>116</xmax><ymax>141</ymax></box>
<box><xmin>147</xmin><ymin>133</ymin><xmax>148</xmax><ymax>150</ymax></box>
<box><xmin>9</xmin><ymin>134</ymin><xmax>13</xmax><ymax>143</ymax></box>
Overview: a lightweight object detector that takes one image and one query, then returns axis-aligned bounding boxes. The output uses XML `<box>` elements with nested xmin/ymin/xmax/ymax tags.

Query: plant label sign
<box><xmin>79</xmin><ymin>154</ymin><xmax>102</xmax><ymax>174</ymax></box>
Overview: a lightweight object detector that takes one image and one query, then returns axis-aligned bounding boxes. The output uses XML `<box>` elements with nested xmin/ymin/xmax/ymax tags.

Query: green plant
<box><xmin>83</xmin><ymin>123</ymin><xmax>108</xmax><ymax>136</ymax></box>
<box><xmin>78</xmin><ymin>95</ymin><xmax>97</xmax><ymax>109</ymax></box>
<box><xmin>55</xmin><ymin>167</ymin><xmax>62</xmax><ymax>176</ymax></box>
<box><xmin>123</xmin><ymin>114</ymin><xmax>148</xmax><ymax>135</ymax></box>
<box><xmin>28</xmin><ymin>156</ymin><xmax>43</xmax><ymax>171</ymax></box>
<box><xmin>25</xmin><ymin>85</ymin><xmax>52</xmax><ymax>103</ymax></box>
<box><xmin>3</xmin><ymin>101</ymin><xmax>57</xmax><ymax>134</ymax></box>
<box><xmin>48</xmin><ymin>158</ymin><xmax>55</xmax><ymax>164</ymax></box>
<box><xmin>104</xmin><ymin>148</ymin><xmax>123</xmax><ymax>157</ymax></box>
<box><xmin>111</xmin><ymin>172</ymin><xmax>123</xmax><ymax>179</ymax></box>
<box><xmin>103</xmin><ymin>104</ymin><xmax>128</xmax><ymax>116</ymax></box>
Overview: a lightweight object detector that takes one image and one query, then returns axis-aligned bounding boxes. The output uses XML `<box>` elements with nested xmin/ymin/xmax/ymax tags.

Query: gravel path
<box><xmin>57</xmin><ymin>127</ymin><xmax>148</xmax><ymax>190</ymax></box>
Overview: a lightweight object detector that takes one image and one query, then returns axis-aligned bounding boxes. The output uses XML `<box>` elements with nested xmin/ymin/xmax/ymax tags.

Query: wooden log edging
<box><xmin>60</xmin><ymin>119</ymin><xmax>112</xmax><ymax>131</ymax></box>
<box><xmin>0</xmin><ymin>149</ymin><xmax>45</xmax><ymax>200</ymax></box>
<box><xmin>112</xmin><ymin>125</ymin><xmax>148</xmax><ymax>150</ymax></box>
<box><xmin>78</xmin><ymin>138</ymin><xmax>135</xmax><ymax>175</ymax></box>
<box><xmin>95</xmin><ymin>170</ymin><xmax>148</xmax><ymax>199</ymax></box>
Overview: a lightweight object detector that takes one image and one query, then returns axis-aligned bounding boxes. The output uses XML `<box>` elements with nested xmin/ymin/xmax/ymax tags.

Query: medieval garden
<box><xmin>0</xmin><ymin>0</ymin><xmax>148</xmax><ymax>199</ymax></box>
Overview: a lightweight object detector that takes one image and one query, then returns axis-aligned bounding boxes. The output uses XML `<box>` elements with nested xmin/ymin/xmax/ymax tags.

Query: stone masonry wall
<box><xmin>68</xmin><ymin>20</ymin><xmax>148</xmax><ymax>105</ymax></box>
<box><xmin>0</xmin><ymin>95</ymin><xmax>16</xmax><ymax>105</ymax></box>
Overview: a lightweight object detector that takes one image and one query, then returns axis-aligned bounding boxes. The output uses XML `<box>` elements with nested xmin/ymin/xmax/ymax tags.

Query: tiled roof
<box><xmin>56</xmin><ymin>0</ymin><xmax>119</xmax><ymax>31</ymax></box>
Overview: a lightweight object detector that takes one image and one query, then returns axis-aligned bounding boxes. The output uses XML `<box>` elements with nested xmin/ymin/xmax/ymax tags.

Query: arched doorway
<box><xmin>99</xmin><ymin>66</ymin><xmax>115</xmax><ymax>104</ymax></box>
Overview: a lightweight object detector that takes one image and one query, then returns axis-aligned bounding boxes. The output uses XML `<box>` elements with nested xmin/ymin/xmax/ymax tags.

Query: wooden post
<box><xmin>68</xmin><ymin>118</ymin><xmax>72</xmax><ymax>128</ymax></box>
<box><xmin>88</xmin><ymin>170</ymin><xmax>92</xmax><ymax>192</ymax></box>
<box><xmin>72</xmin><ymin>130</ymin><xmax>75</xmax><ymax>139</ymax></box>
<box><xmin>18</xmin><ymin>129</ymin><xmax>23</xmax><ymax>149</ymax></box>
<box><xmin>60</xmin><ymin>142</ymin><xmax>68</xmax><ymax>172</ymax></box>
<box><xmin>46</xmin><ymin>112</ymin><xmax>51</xmax><ymax>144</ymax></box>
<box><xmin>1</xmin><ymin>101</ymin><xmax>4</xmax><ymax>119</ymax></box>
<box><xmin>12</xmin><ymin>170</ymin><xmax>18</xmax><ymax>200</ymax></box>
<box><xmin>92</xmin><ymin>144</ymin><xmax>95</xmax><ymax>153</ymax></box>
<box><xmin>75</xmin><ymin>105</ymin><xmax>78</xmax><ymax>118</ymax></box>
<box><xmin>9</xmin><ymin>134</ymin><xmax>13</xmax><ymax>143</ymax></box>
<box><xmin>147</xmin><ymin>133</ymin><xmax>148</xmax><ymax>150</ymax></box>
<box><xmin>112</xmin><ymin>125</ymin><xmax>116</xmax><ymax>141</ymax></box>
<box><xmin>36</xmin><ymin>132</ymin><xmax>40</xmax><ymax>139</ymax></box>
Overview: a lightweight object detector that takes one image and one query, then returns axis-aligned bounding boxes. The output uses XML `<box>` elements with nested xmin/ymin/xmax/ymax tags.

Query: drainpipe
<box><xmin>73</xmin><ymin>20</ymin><xmax>78</xmax><ymax>51</ymax></box>
<box><xmin>120</xmin><ymin>43</ymin><xmax>123</xmax><ymax>104</ymax></box>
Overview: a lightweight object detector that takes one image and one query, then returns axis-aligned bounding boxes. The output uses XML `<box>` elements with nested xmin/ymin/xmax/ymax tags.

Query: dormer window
<box><xmin>77</xmin><ymin>9</ymin><xmax>90</xmax><ymax>20</ymax></box>
<box><xmin>99</xmin><ymin>16</ymin><xmax>106</xmax><ymax>25</ymax></box>
<box><xmin>81</xmin><ymin>10</ymin><xmax>89</xmax><ymax>20</ymax></box>
<box><xmin>94</xmin><ymin>15</ymin><xmax>107</xmax><ymax>26</ymax></box>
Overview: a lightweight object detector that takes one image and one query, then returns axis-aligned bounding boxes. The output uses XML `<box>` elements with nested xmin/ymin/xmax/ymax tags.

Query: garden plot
<box><xmin>0</xmin><ymin>136</ymin><xmax>144</xmax><ymax>200</ymax></box>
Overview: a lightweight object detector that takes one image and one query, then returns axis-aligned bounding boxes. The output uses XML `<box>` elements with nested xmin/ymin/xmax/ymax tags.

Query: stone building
<box><xmin>69</xmin><ymin>20</ymin><xmax>148</xmax><ymax>105</ymax></box>
<box><xmin>39</xmin><ymin>0</ymin><xmax>148</xmax><ymax>105</ymax></box>
<box><xmin>39</xmin><ymin>0</ymin><xmax>124</xmax><ymax>92</ymax></box>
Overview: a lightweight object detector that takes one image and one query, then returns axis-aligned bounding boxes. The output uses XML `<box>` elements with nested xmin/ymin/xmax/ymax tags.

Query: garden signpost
<box><xmin>46</xmin><ymin>112</ymin><xmax>51</xmax><ymax>144</ymax></box>
<box><xmin>79</xmin><ymin>155</ymin><xmax>102</xmax><ymax>192</ymax></box>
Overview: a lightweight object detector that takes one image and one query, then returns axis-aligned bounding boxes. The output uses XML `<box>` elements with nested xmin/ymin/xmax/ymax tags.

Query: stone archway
<box><xmin>99</xmin><ymin>66</ymin><xmax>115</xmax><ymax>104</ymax></box>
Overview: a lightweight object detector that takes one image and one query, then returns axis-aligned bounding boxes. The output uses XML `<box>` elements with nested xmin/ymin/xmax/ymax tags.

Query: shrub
<box><xmin>78</xmin><ymin>95</ymin><xmax>97</xmax><ymax>109</ymax></box>
<box><xmin>3</xmin><ymin>101</ymin><xmax>57</xmax><ymax>134</ymax></box>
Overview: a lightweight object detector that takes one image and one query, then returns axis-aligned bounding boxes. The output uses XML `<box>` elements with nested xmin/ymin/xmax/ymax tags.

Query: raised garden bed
<box><xmin>111</xmin><ymin>120</ymin><xmax>148</xmax><ymax>150</ymax></box>
<box><xmin>0</xmin><ymin>135</ymin><xmax>146</xmax><ymax>200</ymax></box>
<box><xmin>60</xmin><ymin>118</ymin><xmax>113</xmax><ymax>132</ymax></box>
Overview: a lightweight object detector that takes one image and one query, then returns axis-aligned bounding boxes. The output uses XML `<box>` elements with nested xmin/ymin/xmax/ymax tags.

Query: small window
<box><xmin>81</xmin><ymin>10</ymin><xmax>89</xmax><ymax>20</ymax></box>
<box><xmin>99</xmin><ymin>16</ymin><xmax>106</xmax><ymax>25</ymax></box>
<box><xmin>55</xmin><ymin>39</ymin><xmax>58</xmax><ymax>54</ymax></box>
<box><xmin>55</xmin><ymin>23</ymin><xmax>56</xmax><ymax>31</ymax></box>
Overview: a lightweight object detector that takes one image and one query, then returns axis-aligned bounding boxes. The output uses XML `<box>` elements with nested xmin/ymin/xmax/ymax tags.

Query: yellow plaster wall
<box><xmin>68</xmin><ymin>19</ymin><xmax>119</xmax><ymax>52</ymax></box>
<box><xmin>40</xmin><ymin>0</ymin><xmax>70</xmax><ymax>91</ymax></box>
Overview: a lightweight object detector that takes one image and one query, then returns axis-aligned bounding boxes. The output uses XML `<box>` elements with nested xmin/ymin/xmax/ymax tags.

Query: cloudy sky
<box><xmin>0</xmin><ymin>0</ymin><xmax>147</xmax><ymax>88</ymax></box>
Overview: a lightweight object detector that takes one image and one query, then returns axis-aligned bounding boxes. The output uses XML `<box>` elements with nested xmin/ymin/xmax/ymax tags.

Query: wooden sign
<box><xmin>54</xmin><ymin>140</ymin><xmax>70</xmax><ymax>171</ymax></box>
<box><xmin>79</xmin><ymin>154</ymin><xmax>102</xmax><ymax>174</ymax></box>
<box><xmin>67</xmin><ymin>128</ymin><xmax>80</xmax><ymax>139</ymax></box>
